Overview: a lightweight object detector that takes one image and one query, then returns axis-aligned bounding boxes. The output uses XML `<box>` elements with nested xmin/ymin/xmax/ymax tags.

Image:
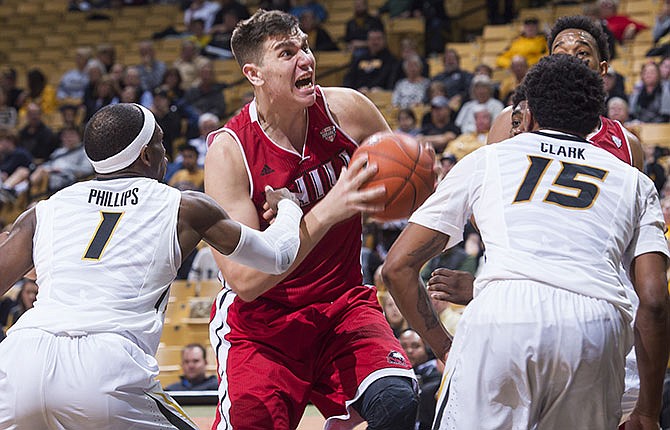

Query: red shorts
<box><xmin>209</xmin><ymin>285</ymin><xmax>414</xmax><ymax>430</ymax></box>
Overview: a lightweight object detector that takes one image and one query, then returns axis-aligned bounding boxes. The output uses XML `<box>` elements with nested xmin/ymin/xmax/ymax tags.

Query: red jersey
<box><xmin>587</xmin><ymin>116</ymin><xmax>634</xmax><ymax>166</ymax></box>
<box><xmin>208</xmin><ymin>86</ymin><xmax>364</xmax><ymax>308</ymax></box>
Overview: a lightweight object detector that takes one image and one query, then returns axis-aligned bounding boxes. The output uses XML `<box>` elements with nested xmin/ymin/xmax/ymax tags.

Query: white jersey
<box><xmin>410</xmin><ymin>129</ymin><xmax>669</xmax><ymax>322</ymax></box>
<box><xmin>10</xmin><ymin>177</ymin><xmax>182</xmax><ymax>355</ymax></box>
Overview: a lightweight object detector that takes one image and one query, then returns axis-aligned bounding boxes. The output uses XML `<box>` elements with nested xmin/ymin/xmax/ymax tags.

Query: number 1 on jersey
<box><xmin>83</xmin><ymin>211</ymin><xmax>123</xmax><ymax>260</ymax></box>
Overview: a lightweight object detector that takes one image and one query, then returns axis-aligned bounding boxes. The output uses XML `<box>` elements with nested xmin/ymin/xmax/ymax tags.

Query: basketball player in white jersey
<box><xmin>383</xmin><ymin>55</ymin><xmax>670</xmax><ymax>429</ymax></box>
<box><xmin>0</xmin><ymin>102</ymin><xmax>371</xmax><ymax>430</ymax></box>
<box><xmin>431</xmin><ymin>15</ymin><xmax>649</xmax><ymax>427</ymax></box>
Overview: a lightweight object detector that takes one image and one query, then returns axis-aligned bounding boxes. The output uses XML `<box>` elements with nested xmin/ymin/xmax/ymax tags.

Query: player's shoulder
<box><xmin>321</xmin><ymin>86</ymin><xmax>370</xmax><ymax>110</ymax></box>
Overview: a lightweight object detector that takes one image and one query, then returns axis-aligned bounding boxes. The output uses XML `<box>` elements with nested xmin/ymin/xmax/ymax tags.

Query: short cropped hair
<box><xmin>183</xmin><ymin>343</ymin><xmax>207</xmax><ymax>361</ymax></box>
<box><xmin>523</xmin><ymin>54</ymin><xmax>604</xmax><ymax>136</ymax></box>
<box><xmin>231</xmin><ymin>9</ymin><xmax>301</xmax><ymax>67</ymax></box>
<box><xmin>548</xmin><ymin>15</ymin><xmax>610</xmax><ymax>62</ymax></box>
<box><xmin>84</xmin><ymin>104</ymin><xmax>144</xmax><ymax>162</ymax></box>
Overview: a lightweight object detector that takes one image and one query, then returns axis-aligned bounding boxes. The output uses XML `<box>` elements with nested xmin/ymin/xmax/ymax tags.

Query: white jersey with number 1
<box><xmin>9</xmin><ymin>176</ymin><xmax>182</xmax><ymax>356</ymax></box>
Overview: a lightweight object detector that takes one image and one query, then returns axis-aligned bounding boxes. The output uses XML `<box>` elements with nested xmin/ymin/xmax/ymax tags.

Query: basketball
<box><xmin>352</xmin><ymin>132</ymin><xmax>436</xmax><ymax>222</ymax></box>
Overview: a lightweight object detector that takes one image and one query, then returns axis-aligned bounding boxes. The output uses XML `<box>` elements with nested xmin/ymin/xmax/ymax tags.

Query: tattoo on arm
<box><xmin>417</xmin><ymin>282</ymin><xmax>440</xmax><ymax>330</ymax></box>
<box><xmin>408</xmin><ymin>236</ymin><xmax>445</xmax><ymax>331</ymax></box>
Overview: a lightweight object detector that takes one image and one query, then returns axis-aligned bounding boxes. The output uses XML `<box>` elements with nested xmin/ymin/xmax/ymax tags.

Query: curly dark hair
<box><xmin>84</xmin><ymin>103</ymin><xmax>144</xmax><ymax>162</ymax></box>
<box><xmin>548</xmin><ymin>15</ymin><xmax>610</xmax><ymax>62</ymax></box>
<box><xmin>231</xmin><ymin>9</ymin><xmax>301</xmax><ymax>67</ymax></box>
<box><xmin>524</xmin><ymin>54</ymin><xmax>605</xmax><ymax>136</ymax></box>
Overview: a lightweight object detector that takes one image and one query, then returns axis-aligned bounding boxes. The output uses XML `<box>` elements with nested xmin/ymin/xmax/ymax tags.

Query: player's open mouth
<box><xmin>295</xmin><ymin>76</ymin><xmax>313</xmax><ymax>90</ymax></box>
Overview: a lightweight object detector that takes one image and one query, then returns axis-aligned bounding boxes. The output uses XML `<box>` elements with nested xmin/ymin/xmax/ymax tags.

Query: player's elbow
<box><xmin>231</xmin><ymin>287</ymin><xmax>261</xmax><ymax>302</ymax></box>
<box><xmin>381</xmin><ymin>256</ymin><xmax>411</xmax><ymax>294</ymax></box>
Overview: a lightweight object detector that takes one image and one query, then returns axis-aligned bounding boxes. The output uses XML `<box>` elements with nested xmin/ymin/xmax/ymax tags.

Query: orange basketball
<box><xmin>352</xmin><ymin>132</ymin><xmax>436</xmax><ymax>222</ymax></box>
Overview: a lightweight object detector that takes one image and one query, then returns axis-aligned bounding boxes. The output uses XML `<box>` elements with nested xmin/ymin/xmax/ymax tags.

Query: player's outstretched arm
<box><xmin>0</xmin><ymin>208</ymin><xmax>36</xmax><ymax>296</ymax></box>
<box><xmin>382</xmin><ymin>222</ymin><xmax>453</xmax><ymax>359</ymax></box>
<box><xmin>205</xmin><ymin>131</ymin><xmax>385</xmax><ymax>302</ymax></box>
<box><xmin>178</xmin><ymin>189</ymin><xmax>303</xmax><ymax>276</ymax></box>
<box><xmin>629</xmin><ymin>251</ymin><xmax>670</xmax><ymax>428</ymax></box>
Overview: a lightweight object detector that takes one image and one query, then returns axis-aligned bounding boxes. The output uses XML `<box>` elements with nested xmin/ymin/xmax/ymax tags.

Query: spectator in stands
<box><xmin>157</xmin><ymin>68</ymin><xmax>200</xmax><ymax>140</ymax></box>
<box><xmin>151</xmin><ymin>89</ymin><xmax>182</xmax><ymax>161</ymax></box>
<box><xmin>183</xmin><ymin>0</ymin><xmax>221</xmax><ymax>32</ymax></box>
<box><xmin>83</xmin><ymin>75</ymin><xmax>118</xmax><ymax>123</ymax></box>
<box><xmin>169</xmin><ymin>144</ymin><xmax>204</xmax><ymax>191</ymax></box>
<box><xmin>430</xmin><ymin>49</ymin><xmax>473</xmax><ymax>111</ymax></box>
<box><xmin>56</xmin><ymin>47</ymin><xmax>92</xmax><ymax>102</ymax></box>
<box><xmin>660</xmin><ymin>56</ymin><xmax>670</xmax><ymax>84</ymax></box>
<box><xmin>173</xmin><ymin>40</ymin><xmax>209</xmax><ymax>90</ymax></box>
<box><xmin>136</xmin><ymin>40</ymin><xmax>166</xmax><ymax>93</ymax></box>
<box><xmin>448</xmin><ymin>107</ymin><xmax>491</xmax><ymax>160</ymax></box>
<box><xmin>397</xmin><ymin>37</ymin><xmax>429</xmax><ymax>79</ymax></box>
<box><xmin>56</xmin><ymin>104</ymin><xmax>82</xmax><ymax>140</ymax></box>
<box><xmin>165</xmin><ymin>343</ymin><xmax>218</xmax><ymax>391</ymax></box>
<box><xmin>0</xmin><ymin>68</ymin><xmax>23</xmax><ymax>111</ymax></box>
<box><xmin>607</xmin><ymin>96</ymin><xmax>632</xmax><ymax>125</ymax></box>
<box><xmin>187</xmin><ymin>112</ymin><xmax>219</xmax><ymax>166</ymax></box>
<box><xmin>399</xmin><ymin>329</ymin><xmax>441</xmax><ymax>430</ymax></box>
<box><xmin>495</xmin><ymin>17</ymin><xmax>548</xmax><ymax>69</ymax></box>
<box><xmin>473</xmin><ymin>63</ymin><xmax>501</xmax><ymax>101</ymax></box>
<box><xmin>392</xmin><ymin>54</ymin><xmax>430</xmax><ymax>108</ymax></box>
<box><xmin>417</xmin><ymin>95</ymin><xmax>460</xmax><ymax>153</ymax></box>
<box><xmin>499</xmin><ymin>55</ymin><xmax>528</xmax><ymax>103</ymax></box>
<box><xmin>5</xmin><ymin>279</ymin><xmax>38</xmax><ymax>330</ymax></box>
<box><xmin>345</xmin><ymin>0</ymin><xmax>384</xmax><ymax>59</ymax></box>
<box><xmin>644</xmin><ymin>143</ymin><xmax>668</xmax><ymax>193</ymax></box>
<box><xmin>0</xmin><ymin>129</ymin><xmax>32</xmax><ymax>184</ymax></box>
<box><xmin>629</xmin><ymin>61</ymin><xmax>670</xmax><ymax>123</ymax></box>
<box><xmin>583</xmin><ymin>2</ymin><xmax>618</xmax><ymax>60</ymax></box>
<box><xmin>436</xmin><ymin>151</ymin><xmax>457</xmax><ymax>181</ymax></box>
<box><xmin>299</xmin><ymin>10</ymin><xmax>338</xmax><ymax>52</ymax></box>
<box><xmin>289</xmin><ymin>0</ymin><xmax>328</xmax><ymax>23</ymax></box>
<box><xmin>395</xmin><ymin>108</ymin><xmax>420</xmax><ymax>137</ymax></box>
<box><xmin>185</xmin><ymin>18</ymin><xmax>212</xmax><ymax>52</ymax></box>
<box><xmin>649</xmin><ymin>0</ymin><xmax>670</xmax><ymax>57</ymax></box>
<box><xmin>122</xmin><ymin>66</ymin><xmax>153</xmax><ymax>107</ymax></box>
<box><xmin>103</xmin><ymin>63</ymin><xmax>123</xmax><ymax>96</ymax></box>
<box><xmin>95</xmin><ymin>43</ymin><xmax>116</xmax><ymax>73</ymax></box>
<box><xmin>603</xmin><ymin>66</ymin><xmax>627</xmax><ymax>103</ymax></box>
<box><xmin>18</xmin><ymin>103</ymin><xmax>57</xmax><ymax>163</ymax></box>
<box><xmin>455</xmin><ymin>75</ymin><xmax>504</xmax><ymax>134</ymax></box>
<box><xmin>183</xmin><ymin>60</ymin><xmax>226</xmax><ymax>118</ymax></box>
<box><xmin>0</xmin><ymin>88</ymin><xmax>17</xmax><ymax>130</ymax></box>
<box><xmin>343</xmin><ymin>28</ymin><xmax>400</xmax><ymax>92</ymax></box>
<box><xmin>598</xmin><ymin>0</ymin><xmax>648</xmax><ymax>43</ymax></box>
<box><xmin>1</xmin><ymin>126</ymin><xmax>93</xmax><ymax>200</ymax></box>
<box><xmin>204</xmin><ymin>9</ymin><xmax>240</xmax><ymax>59</ymax></box>
<box><xmin>18</xmin><ymin>69</ymin><xmax>58</xmax><ymax>118</ymax></box>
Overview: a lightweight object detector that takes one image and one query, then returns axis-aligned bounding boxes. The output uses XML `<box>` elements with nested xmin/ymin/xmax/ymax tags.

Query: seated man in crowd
<box><xmin>165</xmin><ymin>343</ymin><xmax>218</xmax><ymax>391</ymax></box>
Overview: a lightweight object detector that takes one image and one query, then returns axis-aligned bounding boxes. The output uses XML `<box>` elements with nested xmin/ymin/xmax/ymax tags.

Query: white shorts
<box><xmin>0</xmin><ymin>328</ymin><xmax>198</xmax><ymax>430</ymax></box>
<box><xmin>434</xmin><ymin>281</ymin><xmax>632</xmax><ymax>430</ymax></box>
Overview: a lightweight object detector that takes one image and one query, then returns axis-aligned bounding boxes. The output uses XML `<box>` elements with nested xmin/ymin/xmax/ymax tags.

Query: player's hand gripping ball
<box><xmin>351</xmin><ymin>132</ymin><xmax>436</xmax><ymax>221</ymax></box>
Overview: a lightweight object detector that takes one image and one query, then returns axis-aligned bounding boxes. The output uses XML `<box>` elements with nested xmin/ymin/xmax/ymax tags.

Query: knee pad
<box><xmin>353</xmin><ymin>376</ymin><xmax>418</xmax><ymax>430</ymax></box>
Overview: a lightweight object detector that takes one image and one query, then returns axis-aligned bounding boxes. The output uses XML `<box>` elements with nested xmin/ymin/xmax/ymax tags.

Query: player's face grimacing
<box><xmin>550</xmin><ymin>29</ymin><xmax>607</xmax><ymax>76</ymax></box>
<box><xmin>261</xmin><ymin>31</ymin><xmax>316</xmax><ymax>106</ymax></box>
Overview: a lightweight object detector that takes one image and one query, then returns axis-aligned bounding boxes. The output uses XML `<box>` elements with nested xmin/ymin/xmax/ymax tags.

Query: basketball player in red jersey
<box><xmin>489</xmin><ymin>15</ymin><xmax>643</xmax><ymax>171</ymax></box>
<box><xmin>204</xmin><ymin>10</ymin><xmax>418</xmax><ymax>430</ymax></box>
<box><xmin>429</xmin><ymin>16</ymin><xmax>656</xmax><ymax>430</ymax></box>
